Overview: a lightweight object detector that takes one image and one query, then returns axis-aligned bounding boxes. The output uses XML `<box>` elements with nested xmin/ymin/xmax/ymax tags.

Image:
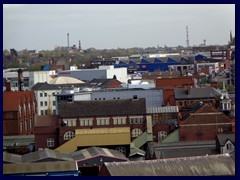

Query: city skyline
<box><xmin>3</xmin><ymin>4</ymin><xmax>235</xmax><ymax>51</ymax></box>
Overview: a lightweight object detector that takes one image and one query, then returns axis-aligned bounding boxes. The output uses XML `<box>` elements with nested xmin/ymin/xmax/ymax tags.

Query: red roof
<box><xmin>3</xmin><ymin>91</ymin><xmax>36</xmax><ymax>111</ymax></box>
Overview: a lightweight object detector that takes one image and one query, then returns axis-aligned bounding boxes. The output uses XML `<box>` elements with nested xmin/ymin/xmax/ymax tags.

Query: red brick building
<box><xmin>147</xmin><ymin>106</ymin><xmax>179</xmax><ymax>142</ymax></box>
<box><xmin>156</xmin><ymin>76</ymin><xmax>194</xmax><ymax>89</ymax></box>
<box><xmin>35</xmin><ymin>99</ymin><xmax>147</xmax><ymax>151</ymax></box>
<box><xmin>179</xmin><ymin>103</ymin><xmax>234</xmax><ymax>141</ymax></box>
<box><xmin>174</xmin><ymin>87</ymin><xmax>221</xmax><ymax>110</ymax></box>
<box><xmin>3</xmin><ymin>91</ymin><xmax>37</xmax><ymax>135</ymax></box>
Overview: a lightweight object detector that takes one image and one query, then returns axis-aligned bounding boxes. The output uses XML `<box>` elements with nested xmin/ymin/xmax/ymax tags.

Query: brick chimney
<box><xmin>6</xmin><ymin>81</ymin><xmax>11</xmax><ymax>92</ymax></box>
<box><xmin>18</xmin><ymin>68</ymin><xmax>24</xmax><ymax>91</ymax></box>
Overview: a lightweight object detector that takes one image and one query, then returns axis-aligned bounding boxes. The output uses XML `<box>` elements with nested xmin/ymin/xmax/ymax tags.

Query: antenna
<box><xmin>186</xmin><ymin>26</ymin><xmax>189</xmax><ymax>48</ymax></box>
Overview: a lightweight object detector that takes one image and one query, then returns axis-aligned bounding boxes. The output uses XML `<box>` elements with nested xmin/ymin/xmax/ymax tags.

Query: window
<box><xmin>129</xmin><ymin>116</ymin><xmax>143</xmax><ymax>124</ymax></box>
<box><xmin>40</xmin><ymin>101</ymin><xmax>43</xmax><ymax>107</ymax></box>
<box><xmin>63</xmin><ymin>119</ymin><xmax>77</xmax><ymax>126</ymax></box>
<box><xmin>96</xmin><ymin>118</ymin><xmax>109</xmax><ymax>126</ymax></box>
<box><xmin>131</xmin><ymin>128</ymin><xmax>143</xmax><ymax>137</ymax></box>
<box><xmin>80</xmin><ymin>118</ymin><xmax>93</xmax><ymax>126</ymax></box>
<box><xmin>53</xmin><ymin>109</ymin><xmax>56</xmax><ymax>115</ymax></box>
<box><xmin>64</xmin><ymin>131</ymin><xmax>75</xmax><ymax>140</ymax></box>
<box><xmin>40</xmin><ymin>93</ymin><xmax>43</xmax><ymax>97</ymax></box>
<box><xmin>45</xmin><ymin>110</ymin><xmax>48</xmax><ymax>115</ymax></box>
<box><xmin>41</xmin><ymin>110</ymin><xmax>44</xmax><ymax>115</ymax></box>
<box><xmin>158</xmin><ymin>131</ymin><xmax>167</xmax><ymax>142</ymax></box>
<box><xmin>47</xmin><ymin>138</ymin><xmax>54</xmax><ymax>147</ymax></box>
<box><xmin>44</xmin><ymin>93</ymin><xmax>47</xmax><ymax>97</ymax></box>
<box><xmin>45</xmin><ymin>101</ymin><xmax>47</xmax><ymax>106</ymax></box>
<box><xmin>226</xmin><ymin>143</ymin><xmax>232</xmax><ymax>150</ymax></box>
<box><xmin>53</xmin><ymin>101</ymin><xmax>56</xmax><ymax>106</ymax></box>
<box><xmin>20</xmin><ymin>122</ymin><xmax>23</xmax><ymax>132</ymax></box>
<box><xmin>113</xmin><ymin>117</ymin><xmax>127</xmax><ymax>125</ymax></box>
<box><xmin>116</xmin><ymin>147</ymin><xmax>126</xmax><ymax>156</ymax></box>
<box><xmin>25</xmin><ymin>120</ymin><xmax>27</xmax><ymax>131</ymax></box>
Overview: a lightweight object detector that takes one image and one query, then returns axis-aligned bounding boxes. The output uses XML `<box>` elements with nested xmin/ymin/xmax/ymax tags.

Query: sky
<box><xmin>3</xmin><ymin>4</ymin><xmax>235</xmax><ymax>51</ymax></box>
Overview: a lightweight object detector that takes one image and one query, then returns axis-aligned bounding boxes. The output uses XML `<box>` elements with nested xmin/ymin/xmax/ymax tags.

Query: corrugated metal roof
<box><xmin>147</xmin><ymin>106</ymin><xmax>179</xmax><ymax>114</ymax></box>
<box><xmin>22</xmin><ymin>149</ymin><xmax>73</xmax><ymax>163</ymax></box>
<box><xmin>3</xmin><ymin>161</ymin><xmax>78</xmax><ymax>175</ymax></box>
<box><xmin>102</xmin><ymin>154</ymin><xmax>235</xmax><ymax>176</ymax></box>
<box><xmin>3</xmin><ymin>152</ymin><xmax>23</xmax><ymax>164</ymax></box>
<box><xmin>3</xmin><ymin>135</ymin><xmax>35</xmax><ymax>147</ymax></box>
<box><xmin>71</xmin><ymin>147</ymin><xmax>127</xmax><ymax>161</ymax></box>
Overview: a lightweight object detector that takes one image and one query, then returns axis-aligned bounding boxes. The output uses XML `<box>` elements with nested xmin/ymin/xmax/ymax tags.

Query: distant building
<box><xmin>29</xmin><ymin>70</ymin><xmax>56</xmax><ymax>88</ymax></box>
<box><xmin>58</xmin><ymin>65</ymin><xmax>128</xmax><ymax>83</ymax></box>
<box><xmin>179</xmin><ymin>103</ymin><xmax>234</xmax><ymax>141</ymax></box>
<box><xmin>91</xmin><ymin>88</ymin><xmax>163</xmax><ymax>108</ymax></box>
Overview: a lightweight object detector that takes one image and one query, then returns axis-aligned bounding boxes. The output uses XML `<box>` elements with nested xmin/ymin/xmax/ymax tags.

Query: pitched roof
<box><xmin>88</xmin><ymin>78</ymin><xmax>122</xmax><ymax>88</ymax></box>
<box><xmin>22</xmin><ymin>149</ymin><xmax>73</xmax><ymax>163</ymax></box>
<box><xmin>101</xmin><ymin>154</ymin><xmax>235</xmax><ymax>176</ymax></box>
<box><xmin>147</xmin><ymin>106</ymin><xmax>179</xmax><ymax>114</ymax></box>
<box><xmin>3</xmin><ymin>161</ymin><xmax>78</xmax><ymax>175</ymax></box>
<box><xmin>174</xmin><ymin>87</ymin><xmax>221</xmax><ymax>100</ymax></box>
<box><xmin>59</xmin><ymin>98</ymin><xmax>146</xmax><ymax>118</ymax></box>
<box><xmin>31</xmin><ymin>82</ymin><xmax>59</xmax><ymax>91</ymax></box>
<box><xmin>217</xmin><ymin>133</ymin><xmax>235</xmax><ymax>146</ymax></box>
<box><xmin>49</xmin><ymin>76</ymin><xmax>84</xmax><ymax>85</ymax></box>
<box><xmin>71</xmin><ymin>146</ymin><xmax>127</xmax><ymax>161</ymax></box>
<box><xmin>3</xmin><ymin>91</ymin><xmax>36</xmax><ymax>111</ymax></box>
<box><xmin>3</xmin><ymin>152</ymin><xmax>22</xmax><ymax>164</ymax></box>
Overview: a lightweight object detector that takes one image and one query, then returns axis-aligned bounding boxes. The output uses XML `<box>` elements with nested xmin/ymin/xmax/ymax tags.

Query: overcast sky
<box><xmin>3</xmin><ymin>4</ymin><xmax>235</xmax><ymax>51</ymax></box>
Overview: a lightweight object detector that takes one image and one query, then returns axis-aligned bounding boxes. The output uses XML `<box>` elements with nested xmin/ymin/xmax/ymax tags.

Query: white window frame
<box><xmin>129</xmin><ymin>116</ymin><xmax>143</xmax><ymax>124</ymax></box>
<box><xmin>80</xmin><ymin>118</ymin><xmax>93</xmax><ymax>126</ymax></box>
<box><xmin>131</xmin><ymin>128</ymin><xmax>143</xmax><ymax>137</ymax></box>
<box><xmin>64</xmin><ymin>131</ymin><xmax>75</xmax><ymax>140</ymax></box>
<box><xmin>113</xmin><ymin>117</ymin><xmax>127</xmax><ymax>125</ymax></box>
<box><xmin>63</xmin><ymin>119</ymin><xmax>77</xmax><ymax>127</ymax></box>
<box><xmin>47</xmin><ymin>138</ymin><xmax>54</xmax><ymax>147</ymax></box>
<box><xmin>96</xmin><ymin>117</ymin><xmax>109</xmax><ymax>126</ymax></box>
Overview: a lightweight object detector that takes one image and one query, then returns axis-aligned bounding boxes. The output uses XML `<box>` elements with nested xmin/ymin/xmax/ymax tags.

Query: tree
<box><xmin>3</xmin><ymin>49</ymin><xmax>10</xmax><ymax>56</ymax></box>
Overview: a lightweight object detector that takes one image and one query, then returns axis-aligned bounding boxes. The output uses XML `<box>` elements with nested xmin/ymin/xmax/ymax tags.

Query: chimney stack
<box><xmin>6</xmin><ymin>80</ymin><xmax>11</xmax><ymax>92</ymax></box>
<box><xmin>18</xmin><ymin>68</ymin><xmax>24</xmax><ymax>91</ymax></box>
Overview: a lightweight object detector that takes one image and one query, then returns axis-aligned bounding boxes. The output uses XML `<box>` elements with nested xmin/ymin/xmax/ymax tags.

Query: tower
<box><xmin>67</xmin><ymin>33</ymin><xmax>70</xmax><ymax>49</ymax></box>
<box><xmin>79</xmin><ymin>40</ymin><xmax>82</xmax><ymax>51</ymax></box>
<box><xmin>186</xmin><ymin>26</ymin><xmax>189</xmax><ymax>48</ymax></box>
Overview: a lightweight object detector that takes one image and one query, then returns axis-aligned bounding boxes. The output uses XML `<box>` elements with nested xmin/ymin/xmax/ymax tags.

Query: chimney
<box><xmin>18</xmin><ymin>68</ymin><xmax>24</xmax><ymax>91</ymax></box>
<box><xmin>6</xmin><ymin>81</ymin><xmax>11</xmax><ymax>92</ymax></box>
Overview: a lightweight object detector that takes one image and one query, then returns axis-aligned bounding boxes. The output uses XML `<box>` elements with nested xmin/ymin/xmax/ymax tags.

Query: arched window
<box><xmin>131</xmin><ymin>128</ymin><xmax>143</xmax><ymax>137</ymax></box>
<box><xmin>64</xmin><ymin>131</ymin><xmax>75</xmax><ymax>140</ymax></box>
<box><xmin>158</xmin><ymin>131</ymin><xmax>167</xmax><ymax>142</ymax></box>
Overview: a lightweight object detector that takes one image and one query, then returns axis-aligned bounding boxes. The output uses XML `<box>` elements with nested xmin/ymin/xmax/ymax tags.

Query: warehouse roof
<box><xmin>100</xmin><ymin>154</ymin><xmax>235</xmax><ymax>176</ymax></box>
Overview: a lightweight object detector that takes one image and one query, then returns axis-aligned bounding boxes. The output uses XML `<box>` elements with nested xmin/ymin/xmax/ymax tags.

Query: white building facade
<box><xmin>29</xmin><ymin>70</ymin><xmax>56</xmax><ymax>88</ymax></box>
<box><xmin>58</xmin><ymin>65</ymin><xmax>128</xmax><ymax>84</ymax></box>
